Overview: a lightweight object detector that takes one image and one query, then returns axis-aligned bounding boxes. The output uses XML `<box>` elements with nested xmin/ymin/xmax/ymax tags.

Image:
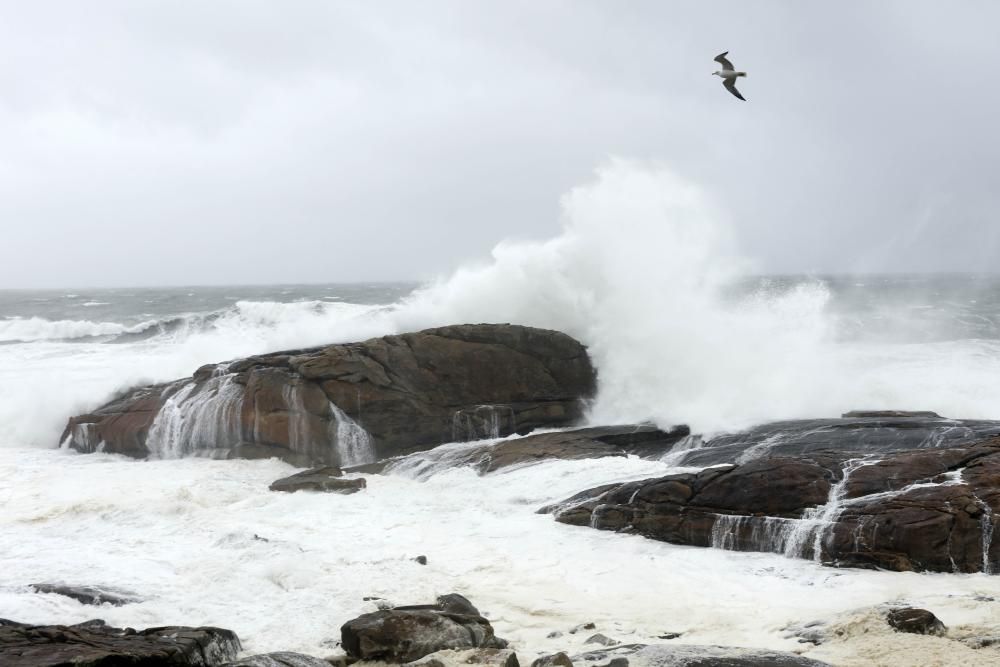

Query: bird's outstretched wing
<box><xmin>723</xmin><ymin>78</ymin><xmax>746</xmax><ymax>101</ymax></box>
<box><xmin>714</xmin><ymin>51</ymin><xmax>735</xmax><ymax>70</ymax></box>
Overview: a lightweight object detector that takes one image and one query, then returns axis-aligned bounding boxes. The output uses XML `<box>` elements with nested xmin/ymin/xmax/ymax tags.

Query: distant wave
<box><xmin>0</xmin><ymin>299</ymin><xmax>394</xmax><ymax>346</ymax></box>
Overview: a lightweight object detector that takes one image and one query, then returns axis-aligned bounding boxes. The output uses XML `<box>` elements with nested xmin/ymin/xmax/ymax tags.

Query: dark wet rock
<box><xmin>29</xmin><ymin>583</ymin><xmax>140</xmax><ymax>606</ymax></box>
<box><xmin>571</xmin><ymin>644</ymin><xmax>830</xmax><ymax>667</ymax></box>
<box><xmin>340</xmin><ymin>593</ymin><xmax>507</xmax><ymax>663</ymax></box>
<box><xmin>673</xmin><ymin>415</ymin><xmax>1000</xmax><ymax>467</ymax></box>
<box><xmin>461</xmin><ymin>425</ymin><xmax>688</xmax><ymax>474</ymax></box>
<box><xmin>0</xmin><ymin>618</ymin><xmax>240</xmax><ymax>666</ymax></box>
<box><xmin>383</xmin><ymin>426</ymin><xmax>690</xmax><ymax>478</ymax></box>
<box><xmin>531</xmin><ymin>652</ymin><xmax>573</xmax><ymax>667</ymax></box>
<box><xmin>545</xmin><ymin>439</ymin><xmax>1000</xmax><ymax>573</ymax></box>
<box><xmin>268</xmin><ymin>467</ymin><xmax>366</xmax><ymax>494</ymax></box>
<box><xmin>406</xmin><ymin>648</ymin><xmax>520</xmax><ymax>667</ymax></box>
<box><xmin>545</xmin><ymin>631</ymin><xmax>564</xmax><ymax>639</ymax></box>
<box><xmin>654</xmin><ymin>634</ymin><xmax>682</xmax><ymax>641</ymax></box>
<box><xmin>222</xmin><ymin>652</ymin><xmax>332</xmax><ymax>666</ymax></box>
<box><xmin>414</xmin><ymin>555</ymin><xmax>428</xmax><ymax>565</ymax></box>
<box><xmin>886</xmin><ymin>608</ymin><xmax>947</xmax><ymax>636</ymax></box>
<box><xmin>841</xmin><ymin>410</ymin><xmax>942</xmax><ymax>419</ymax></box>
<box><xmin>63</xmin><ymin>324</ymin><xmax>596</xmax><ymax>466</ymax></box>
<box><xmin>569</xmin><ymin>623</ymin><xmax>597</xmax><ymax>635</ymax></box>
<box><xmin>585</xmin><ymin>634</ymin><xmax>620</xmax><ymax>647</ymax></box>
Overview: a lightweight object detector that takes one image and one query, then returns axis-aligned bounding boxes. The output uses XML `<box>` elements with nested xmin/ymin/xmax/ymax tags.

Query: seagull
<box><xmin>713</xmin><ymin>51</ymin><xmax>747</xmax><ymax>101</ymax></box>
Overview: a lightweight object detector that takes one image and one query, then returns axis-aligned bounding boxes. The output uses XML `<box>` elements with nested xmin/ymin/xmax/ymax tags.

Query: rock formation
<box><xmin>340</xmin><ymin>594</ymin><xmax>507</xmax><ymax>663</ymax></box>
<box><xmin>0</xmin><ymin>618</ymin><xmax>240</xmax><ymax>666</ymax></box>
<box><xmin>545</xmin><ymin>437</ymin><xmax>1000</xmax><ymax>573</ymax></box>
<box><xmin>62</xmin><ymin>324</ymin><xmax>596</xmax><ymax>466</ymax></box>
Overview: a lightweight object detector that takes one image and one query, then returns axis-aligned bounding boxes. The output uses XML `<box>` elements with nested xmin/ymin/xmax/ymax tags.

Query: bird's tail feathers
<box><xmin>736</xmin><ymin>71</ymin><xmax>747</xmax><ymax>77</ymax></box>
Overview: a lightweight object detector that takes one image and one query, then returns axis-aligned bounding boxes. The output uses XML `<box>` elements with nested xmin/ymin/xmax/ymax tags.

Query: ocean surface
<box><xmin>4</xmin><ymin>166</ymin><xmax>1000</xmax><ymax>665</ymax></box>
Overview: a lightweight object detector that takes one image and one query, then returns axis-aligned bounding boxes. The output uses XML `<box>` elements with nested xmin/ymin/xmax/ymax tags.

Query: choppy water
<box><xmin>3</xmin><ymin>162</ymin><xmax>1000</xmax><ymax>665</ymax></box>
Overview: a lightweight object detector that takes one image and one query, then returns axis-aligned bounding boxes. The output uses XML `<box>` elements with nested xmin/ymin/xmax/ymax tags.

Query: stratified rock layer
<box><xmin>0</xmin><ymin>618</ymin><xmax>240</xmax><ymax>666</ymax></box>
<box><xmin>62</xmin><ymin>324</ymin><xmax>596</xmax><ymax>466</ymax></box>
<box><xmin>545</xmin><ymin>437</ymin><xmax>1000</xmax><ymax>573</ymax></box>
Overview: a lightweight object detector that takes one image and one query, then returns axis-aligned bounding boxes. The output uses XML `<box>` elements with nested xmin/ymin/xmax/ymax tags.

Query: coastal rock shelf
<box><xmin>545</xmin><ymin>436</ymin><xmax>1000</xmax><ymax>573</ymax></box>
<box><xmin>61</xmin><ymin>324</ymin><xmax>596</xmax><ymax>466</ymax></box>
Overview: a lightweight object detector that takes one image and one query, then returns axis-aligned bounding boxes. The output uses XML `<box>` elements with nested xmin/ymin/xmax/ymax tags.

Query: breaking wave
<box><xmin>5</xmin><ymin>159</ymin><xmax>1000</xmax><ymax>447</ymax></box>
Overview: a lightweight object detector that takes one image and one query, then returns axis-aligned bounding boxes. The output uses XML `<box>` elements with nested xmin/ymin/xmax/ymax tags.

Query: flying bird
<box><xmin>713</xmin><ymin>51</ymin><xmax>747</xmax><ymax>101</ymax></box>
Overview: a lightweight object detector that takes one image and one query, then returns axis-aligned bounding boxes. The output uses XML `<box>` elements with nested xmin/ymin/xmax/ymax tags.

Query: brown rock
<box><xmin>62</xmin><ymin>324</ymin><xmax>596</xmax><ymax>466</ymax></box>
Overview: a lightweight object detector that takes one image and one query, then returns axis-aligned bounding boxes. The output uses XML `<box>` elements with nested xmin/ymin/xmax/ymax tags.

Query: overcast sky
<box><xmin>1</xmin><ymin>1</ymin><xmax>998</xmax><ymax>288</ymax></box>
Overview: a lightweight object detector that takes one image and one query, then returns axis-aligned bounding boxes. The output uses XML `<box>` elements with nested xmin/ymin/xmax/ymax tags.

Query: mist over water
<box><xmin>3</xmin><ymin>161</ymin><xmax>1000</xmax><ymax>448</ymax></box>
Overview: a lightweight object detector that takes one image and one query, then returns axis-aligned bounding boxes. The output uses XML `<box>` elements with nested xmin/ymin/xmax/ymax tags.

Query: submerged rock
<box><xmin>530</xmin><ymin>653</ymin><xmax>573</xmax><ymax>667</ymax></box>
<box><xmin>570</xmin><ymin>644</ymin><xmax>830</xmax><ymax>667</ymax></box>
<box><xmin>222</xmin><ymin>652</ymin><xmax>332</xmax><ymax>666</ymax></box>
<box><xmin>340</xmin><ymin>593</ymin><xmax>507</xmax><ymax>663</ymax></box>
<box><xmin>268</xmin><ymin>467</ymin><xmax>366</xmax><ymax>494</ymax></box>
<box><xmin>29</xmin><ymin>583</ymin><xmax>140</xmax><ymax>606</ymax></box>
<box><xmin>63</xmin><ymin>324</ymin><xmax>595</xmax><ymax>466</ymax></box>
<box><xmin>545</xmin><ymin>438</ymin><xmax>1000</xmax><ymax>573</ymax></box>
<box><xmin>405</xmin><ymin>648</ymin><xmax>520</xmax><ymax>667</ymax></box>
<box><xmin>886</xmin><ymin>608</ymin><xmax>947</xmax><ymax>636</ymax></box>
<box><xmin>382</xmin><ymin>425</ymin><xmax>690</xmax><ymax>478</ymax></box>
<box><xmin>0</xmin><ymin>618</ymin><xmax>240</xmax><ymax>666</ymax></box>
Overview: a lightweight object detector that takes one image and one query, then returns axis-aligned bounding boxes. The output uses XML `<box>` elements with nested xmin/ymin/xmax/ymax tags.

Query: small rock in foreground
<box><xmin>222</xmin><ymin>651</ymin><xmax>332</xmax><ymax>666</ymax></box>
<box><xmin>886</xmin><ymin>608</ymin><xmax>947</xmax><ymax>636</ymax></box>
<box><xmin>0</xmin><ymin>618</ymin><xmax>240</xmax><ymax>667</ymax></box>
<box><xmin>341</xmin><ymin>593</ymin><xmax>507</xmax><ymax>663</ymax></box>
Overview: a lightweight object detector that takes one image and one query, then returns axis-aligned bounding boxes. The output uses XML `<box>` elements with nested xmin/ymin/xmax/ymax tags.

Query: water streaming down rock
<box><xmin>451</xmin><ymin>405</ymin><xmax>516</xmax><ymax>442</ymax></box>
<box><xmin>708</xmin><ymin>458</ymin><xmax>881</xmax><ymax>562</ymax></box>
<box><xmin>145</xmin><ymin>375</ymin><xmax>245</xmax><ymax>458</ymax></box>
<box><xmin>329</xmin><ymin>402</ymin><xmax>376</xmax><ymax>467</ymax></box>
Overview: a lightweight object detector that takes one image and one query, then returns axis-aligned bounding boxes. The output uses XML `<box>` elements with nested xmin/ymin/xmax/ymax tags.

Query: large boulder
<box><xmin>544</xmin><ymin>439</ymin><xmax>1000</xmax><ymax>573</ymax></box>
<box><xmin>268</xmin><ymin>466</ymin><xmax>366</xmax><ymax>494</ymax></box>
<box><xmin>340</xmin><ymin>594</ymin><xmax>507</xmax><ymax>663</ymax></box>
<box><xmin>0</xmin><ymin>618</ymin><xmax>240</xmax><ymax>666</ymax></box>
<box><xmin>62</xmin><ymin>324</ymin><xmax>596</xmax><ymax>466</ymax></box>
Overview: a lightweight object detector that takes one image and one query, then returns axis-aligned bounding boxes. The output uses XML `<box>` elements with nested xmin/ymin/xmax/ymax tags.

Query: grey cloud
<box><xmin>0</xmin><ymin>0</ymin><xmax>997</xmax><ymax>287</ymax></box>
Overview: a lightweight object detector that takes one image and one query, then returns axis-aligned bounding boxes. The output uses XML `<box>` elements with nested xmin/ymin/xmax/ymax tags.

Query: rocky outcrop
<box><xmin>544</xmin><ymin>439</ymin><xmax>1000</xmax><ymax>573</ymax></box>
<box><xmin>569</xmin><ymin>644</ymin><xmax>830</xmax><ymax>667</ymax></box>
<box><xmin>268</xmin><ymin>466</ymin><xmax>366</xmax><ymax>493</ymax></box>
<box><xmin>672</xmin><ymin>414</ymin><xmax>1000</xmax><ymax>467</ymax></box>
<box><xmin>0</xmin><ymin>618</ymin><xmax>240</xmax><ymax>666</ymax></box>
<box><xmin>29</xmin><ymin>583</ymin><xmax>140</xmax><ymax>606</ymax></box>
<box><xmin>378</xmin><ymin>425</ymin><xmax>690</xmax><ymax>478</ymax></box>
<box><xmin>340</xmin><ymin>594</ymin><xmax>507</xmax><ymax>663</ymax></box>
<box><xmin>62</xmin><ymin>324</ymin><xmax>596</xmax><ymax>466</ymax></box>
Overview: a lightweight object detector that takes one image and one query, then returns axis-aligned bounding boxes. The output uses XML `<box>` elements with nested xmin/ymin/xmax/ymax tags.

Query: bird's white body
<box><xmin>713</xmin><ymin>70</ymin><xmax>746</xmax><ymax>79</ymax></box>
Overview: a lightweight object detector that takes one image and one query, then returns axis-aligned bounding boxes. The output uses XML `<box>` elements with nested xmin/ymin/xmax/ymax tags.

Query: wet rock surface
<box><xmin>545</xmin><ymin>438</ymin><xmax>1000</xmax><ymax>573</ymax></box>
<box><xmin>0</xmin><ymin>618</ymin><xmax>241</xmax><ymax>666</ymax></box>
<box><xmin>63</xmin><ymin>324</ymin><xmax>596</xmax><ymax>466</ymax></box>
<box><xmin>268</xmin><ymin>466</ymin><xmax>366</xmax><ymax>493</ymax></box>
<box><xmin>222</xmin><ymin>652</ymin><xmax>333</xmax><ymax>666</ymax></box>
<box><xmin>673</xmin><ymin>415</ymin><xmax>1000</xmax><ymax>467</ymax></box>
<box><xmin>29</xmin><ymin>583</ymin><xmax>140</xmax><ymax>606</ymax></box>
<box><xmin>341</xmin><ymin>594</ymin><xmax>508</xmax><ymax>663</ymax></box>
<box><xmin>379</xmin><ymin>425</ymin><xmax>690</xmax><ymax>477</ymax></box>
<box><xmin>405</xmin><ymin>647</ymin><xmax>521</xmax><ymax>667</ymax></box>
<box><xmin>570</xmin><ymin>644</ymin><xmax>830</xmax><ymax>667</ymax></box>
<box><xmin>886</xmin><ymin>608</ymin><xmax>947</xmax><ymax>636</ymax></box>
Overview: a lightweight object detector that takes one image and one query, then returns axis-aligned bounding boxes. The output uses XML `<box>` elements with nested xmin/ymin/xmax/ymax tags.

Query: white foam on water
<box><xmin>1</xmin><ymin>447</ymin><xmax>997</xmax><ymax>665</ymax></box>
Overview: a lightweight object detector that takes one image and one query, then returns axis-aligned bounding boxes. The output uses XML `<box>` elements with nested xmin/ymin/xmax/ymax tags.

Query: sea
<box><xmin>2</xmin><ymin>164</ymin><xmax>1000</xmax><ymax>665</ymax></box>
